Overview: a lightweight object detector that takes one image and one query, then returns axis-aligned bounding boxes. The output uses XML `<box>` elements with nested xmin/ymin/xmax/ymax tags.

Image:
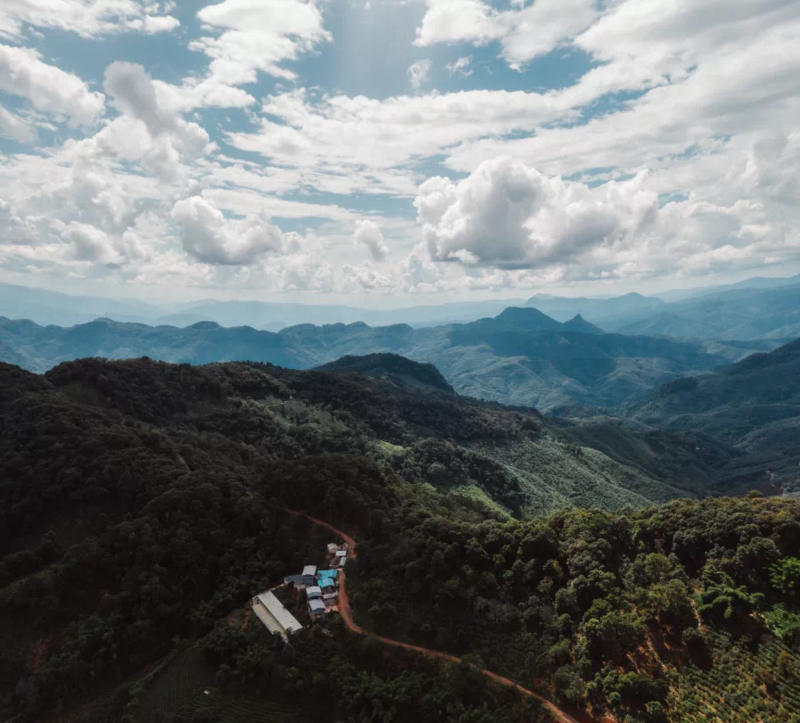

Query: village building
<box><xmin>319</xmin><ymin>577</ymin><xmax>337</xmax><ymax>595</ymax></box>
<box><xmin>308</xmin><ymin>598</ymin><xmax>326</xmax><ymax>618</ymax></box>
<box><xmin>306</xmin><ymin>585</ymin><xmax>322</xmax><ymax>600</ymax></box>
<box><xmin>317</xmin><ymin>569</ymin><xmax>339</xmax><ymax>584</ymax></box>
<box><xmin>302</xmin><ymin>565</ymin><xmax>317</xmax><ymax>586</ymax></box>
<box><xmin>252</xmin><ymin>591</ymin><xmax>303</xmax><ymax>640</ymax></box>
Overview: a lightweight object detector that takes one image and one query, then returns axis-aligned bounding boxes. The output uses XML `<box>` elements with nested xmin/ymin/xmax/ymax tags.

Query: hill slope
<box><xmin>314</xmin><ymin>352</ymin><xmax>456</xmax><ymax>393</ymax></box>
<box><xmin>626</xmin><ymin>338</ymin><xmax>800</xmax><ymax>492</ymax></box>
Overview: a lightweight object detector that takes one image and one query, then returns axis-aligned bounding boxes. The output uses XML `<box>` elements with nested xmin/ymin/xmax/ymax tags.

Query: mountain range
<box><xmin>3</xmin><ymin>273</ymin><xmax>800</xmax><ymax>338</ymax></box>
<box><xmin>0</xmin><ymin>306</ymin><xmax>741</xmax><ymax>412</ymax></box>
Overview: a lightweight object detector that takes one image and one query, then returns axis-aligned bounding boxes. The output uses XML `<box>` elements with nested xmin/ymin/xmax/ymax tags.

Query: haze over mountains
<box><xmin>3</xmin><ymin>273</ymin><xmax>800</xmax><ymax>337</ymax></box>
<box><xmin>1</xmin><ymin>305</ymin><xmax>737</xmax><ymax>412</ymax></box>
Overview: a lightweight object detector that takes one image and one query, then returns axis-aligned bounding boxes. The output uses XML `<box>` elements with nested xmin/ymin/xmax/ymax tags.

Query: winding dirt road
<box><xmin>285</xmin><ymin>509</ymin><xmax>586</xmax><ymax>723</ymax></box>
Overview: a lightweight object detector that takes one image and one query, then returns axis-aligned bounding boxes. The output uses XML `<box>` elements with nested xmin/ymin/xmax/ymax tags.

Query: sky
<box><xmin>0</xmin><ymin>0</ymin><xmax>799</xmax><ymax>306</ymax></box>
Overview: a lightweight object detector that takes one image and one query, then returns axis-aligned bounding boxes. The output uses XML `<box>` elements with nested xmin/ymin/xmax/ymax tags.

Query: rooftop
<box><xmin>302</xmin><ymin>565</ymin><xmax>317</xmax><ymax>576</ymax></box>
<box><xmin>255</xmin><ymin>591</ymin><xmax>303</xmax><ymax>635</ymax></box>
<box><xmin>318</xmin><ymin>569</ymin><xmax>339</xmax><ymax>579</ymax></box>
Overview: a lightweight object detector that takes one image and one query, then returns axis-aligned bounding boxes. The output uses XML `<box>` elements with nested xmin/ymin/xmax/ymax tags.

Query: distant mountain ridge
<box><xmin>619</xmin><ymin>285</ymin><xmax>800</xmax><ymax>341</ymax></box>
<box><xmin>0</xmin><ymin>307</ymin><xmax>732</xmax><ymax>412</ymax></box>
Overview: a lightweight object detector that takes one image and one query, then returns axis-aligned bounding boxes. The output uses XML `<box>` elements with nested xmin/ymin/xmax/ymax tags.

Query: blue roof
<box><xmin>318</xmin><ymin>569</ymin><xmax>339</xmax><ymax>579</ymax></box>
<box><xmin>319</xmin><ymin>578</ymin><xmax>336</xmax><ymax>589</ymax></box>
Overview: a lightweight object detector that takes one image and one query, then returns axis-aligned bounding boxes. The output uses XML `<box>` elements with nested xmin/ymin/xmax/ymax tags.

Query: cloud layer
<box><xmin>0</xmin><ymin>0</ymin><xmax>799</xmax><ymax>300</ymax></box>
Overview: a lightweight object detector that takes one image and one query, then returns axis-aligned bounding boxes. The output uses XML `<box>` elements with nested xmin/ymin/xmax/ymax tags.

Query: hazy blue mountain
<box><xmin>0</xmin><ymin>307</ymin><xmax>730</xmax><ymax>411</ymax></box>
<box><xmin>0</xmin><ymin>317</ymin><xmax>302</xmax><ymax>373</ymax></box>
<box><xmin>166</xmin><ymin>297</ymin><xmax>527</xmax><ymax>328</ymax></box>
<box><xmin>654</xmin><ymin>273</ymin><xmax>800</xmax><ymax>302</ymax></box>
<box><xmin>0</xmin><ymin>281</ymin><xmax>523</xmax><ymax>329</ymax></box>
<box><xmin>526</xmin><ymin>291</ymin><xmax>666</xmax><ymax>328</ymax></box>
<box><xmin>619</xmin><ymin>285</ymin><xmax>800</xmax><ymax>341</ymax></box>
<box><xmin>0</xmin><ymin>281</ymin><xmax>161</xmax><ymax>327</ymax></box>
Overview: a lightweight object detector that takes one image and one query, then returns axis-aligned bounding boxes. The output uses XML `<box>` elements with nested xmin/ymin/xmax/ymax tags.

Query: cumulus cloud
<box><xmin>171</xmin><ymin>195</ymin><xmax>301</xmax><ymax>266</ymax></box>
<box><xmin>0</xmin><ymin>44</ymin><xmax>104</xmax><ymax>126</ymax></box>
<box><xmin>407</xmin><ymin>59</ymin><xmax>431</xmax><ymax>91</ymax></box>
<box><xmin>276</xmin><ymin>254</ymin><xmax>334</xmax><ymax>292</ymax></box>
<box><xmin>416</xmin><ymin>157</ymin><xmax>659</xmax><ymax>269</ymax></box>
<box><xmin>353</xmin><ymin>219</ymin><xmax>389</xmax><ymax>261</ymax></box>
<box><xmin>446</xmin><ymin>56</ymin><xmax>473</xmax><ymax>77</ymax></box>
<box><xmin>100</xmin><ymin>62</ymin><xmax>211</xmax><ymax>181</ymax></box>
<box><xmin>342</xmin><ymin>260</ymin><xmax>394</xmax><ymax>291</ymax></box>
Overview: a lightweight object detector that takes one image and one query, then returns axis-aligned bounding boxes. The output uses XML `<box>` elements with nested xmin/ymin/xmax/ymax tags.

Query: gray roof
<box><xmin>302</xmin><ymin>565</ymin><xmax>317</xmax><ymax>576</ymax></box>
<box><xmin>256</xmin><ymin>591</ymin><xmax>303</xmax><ymax>634</ymax></box>
<box><xmin>309</xmin><ymin>599</ymin><xmax>326</xmax><ymax>612</ymax></box>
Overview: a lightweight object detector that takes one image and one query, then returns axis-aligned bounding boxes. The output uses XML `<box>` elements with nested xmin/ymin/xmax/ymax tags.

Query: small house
<box><xmin>302</xmin><ymin>565</ymin><xmax>317</xmax><ymax>586</ymax></box>
<box><xmin>308</xmin><ymin>598</ymin><xmax>326</xmax><ymax>618</ymax></box>
<box><xmin>327</xmin><ymin>543</ymin><xmax>339</xmax><ymax>555</ymax></box>
<box><xmin>319</xmin><ymin>577</ymin><xmax>337</xmax><ymax>594</ymax></box>
<box><xmin>317</xmin><ymin>569</ymin><xmax>339</xmax><ymax>584</ymax></box>
<box><xmin>306</xmin><ymin>586</ymin><xmax>322</xmax><ymax>600</ymax></box>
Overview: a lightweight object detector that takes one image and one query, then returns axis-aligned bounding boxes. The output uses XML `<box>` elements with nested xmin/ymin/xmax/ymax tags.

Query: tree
<box><xmin>697</xmin><ymin>573</ymin><xmax>764</xmax><ymax>624</ymax></box>
<box><xmin>770</xmin><ymin>558</ymin><xmax>800</xmax><ymax>598</ymax></box>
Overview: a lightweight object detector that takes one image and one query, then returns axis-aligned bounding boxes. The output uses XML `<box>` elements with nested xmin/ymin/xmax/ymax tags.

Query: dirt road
<box><xmin>287</xmin><ymin>508</ymin><xmax>586</xmax><ymax>723</ymax></box>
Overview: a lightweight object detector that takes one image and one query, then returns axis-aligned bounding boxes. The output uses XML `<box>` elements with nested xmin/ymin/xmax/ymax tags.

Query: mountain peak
<box><xmin>562</xmin><ymin>314</ymin><xmax>604</xmax><ymax>334</ymax></box>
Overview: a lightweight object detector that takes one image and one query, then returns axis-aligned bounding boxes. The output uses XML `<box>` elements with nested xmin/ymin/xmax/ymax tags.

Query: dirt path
<box><xmin>285</xmin><ymin>508</ymin><xmax>587</xmax><ymax>723</ymax></box>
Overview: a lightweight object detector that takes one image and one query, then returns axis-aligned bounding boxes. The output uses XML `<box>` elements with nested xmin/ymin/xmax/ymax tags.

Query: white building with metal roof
<box><xmin>252</xmin><ymin>591</ymin><xmax>303</xmax><ymax>640</ymax></box>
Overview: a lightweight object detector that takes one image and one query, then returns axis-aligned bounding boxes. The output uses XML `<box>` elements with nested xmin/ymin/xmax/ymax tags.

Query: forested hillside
<box><xmin>626</xmin><ymin>338</ymin><xmax>800</xmax><ymax>494</ymax></box>
<box><xmin>2</xmin><ymin>358</ymin><xmax>800</xmax><ymax>723</ymax></box>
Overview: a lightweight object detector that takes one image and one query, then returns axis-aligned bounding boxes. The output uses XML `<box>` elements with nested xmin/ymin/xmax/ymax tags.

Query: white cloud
<box><xmin>0</xmin><ymin>1</ymin><xmax>180</xmax><ymax>40</ymax></box>
<box><xmin>0</xmin><ymin>44</ymin><xmax>104</xmax><ymax>125</ymax></box>
<box><xmin>342</xmin><ymin>260</ymin><xmax>394</xmax><ymax>291</ymax></box>
<box><xmin>171</xmin><ymin>195</ymin><xmax>301</xmax><ymax>266</ymax></box>
<box><xmin>0</xmin><ymin>104</ymin><xmax>34</xmax><ymax>142</ymax></box>
<box><xmin>415</xmin><ymin>0</ymin><xmax>597</xmax><ymax>68</ymax></box>
<box><xmin>445</xmin><ymin>56</ymin><xmax>472</xmax><ymax>78</ymax></box>
<box><xmin>174</xmin><ymin>0</ymin><xmax>331</xmax><ymax>110</ymax></box>
<box><xmin>99</xmin><ymin>62</ymin><xmax>212</xmax><ymax>182</ymax></box>
<box><xmin>225</xmin><ymin>87</ymin><xmax>579</xmax><ymax>188</ymax></box>
<box><xmin>276</xmin><ymin>253</ymin><xmax>334</xmax><ymax>292</ymax></box>
<box><xmin>416</xmin><ymin>156</ymin><xmax>659</xmax><ymax>269</ymax></box>
<box><xmin>407</xmin><ymin>59</ymin><xmax>431</xmax><ymax>91</ymax></box>
<box><xmin>353</xmin><ymin>219</ymin><xmax>389</xmax><ymax>261</ymax></box>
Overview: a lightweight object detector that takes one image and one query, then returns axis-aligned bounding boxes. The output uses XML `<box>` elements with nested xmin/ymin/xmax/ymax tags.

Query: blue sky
<box><xmin>0</xmin><ymin>0</ymin><xmax>799</xmax><ymax>306</ymax></box>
